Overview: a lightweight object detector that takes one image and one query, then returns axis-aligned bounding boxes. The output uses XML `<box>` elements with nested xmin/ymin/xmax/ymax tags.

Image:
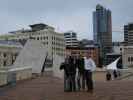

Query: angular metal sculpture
<box><xmin>13</xmin><ymin>39</ymin><xmax>47</xmax><ymax>74</ymax></box>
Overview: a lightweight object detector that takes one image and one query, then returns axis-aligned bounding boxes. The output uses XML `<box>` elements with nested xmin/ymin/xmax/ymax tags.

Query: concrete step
<box><xmin>116</xmin><ymin>72</ymin><xmax>133</xmax><ymax>80</ymax></box>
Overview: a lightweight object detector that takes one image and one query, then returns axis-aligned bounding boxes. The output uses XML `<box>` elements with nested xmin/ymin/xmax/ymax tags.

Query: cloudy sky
<box><xmin>1</xmin><ymin>0</ymin><xmax>133</xmax><ymax>41</ymax></box>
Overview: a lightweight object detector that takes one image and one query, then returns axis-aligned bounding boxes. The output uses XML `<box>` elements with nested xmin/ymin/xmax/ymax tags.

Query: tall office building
<box><xmin>124</xmin><ymin>23</ymin><xmax>133</xmax><ymax>45</ymax></box>
<box><xmin>124</xmin><ymin>25</ymin><xmax>128</xmax><ymax>44</ymax></box>
<box><xmin>93</xmin><ymin>4</ymin><xmax>112</xmax><ymax>65</ymax></box>
<box><xmin>64</xmin><ymin>31</ymin><xmax>79</xmax><ymax>47</ymax></box>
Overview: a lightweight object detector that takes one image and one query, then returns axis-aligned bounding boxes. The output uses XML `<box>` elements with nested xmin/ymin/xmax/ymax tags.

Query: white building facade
<box><xmin>121</xmin><ymin>46</ymin><xmax>133</xmax><ymax>68</ymax></box>
<box><xmin>0</xmin><ymin>24</ymin><xmax>66</xmax><ymax>60</ymax></box>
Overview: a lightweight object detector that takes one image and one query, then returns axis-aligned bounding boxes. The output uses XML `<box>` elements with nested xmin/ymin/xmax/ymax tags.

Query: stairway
<box><xmin>115</xmin><ymin>69</ymin><xmax>133</xmax><ymax>80</ymax></box>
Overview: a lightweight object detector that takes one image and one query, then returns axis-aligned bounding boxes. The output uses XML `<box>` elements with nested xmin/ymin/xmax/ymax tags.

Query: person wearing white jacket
<box><xmin>84</xmin><ymin>53</ymin><xmax>96</xmax><ymax>93</ymax></box>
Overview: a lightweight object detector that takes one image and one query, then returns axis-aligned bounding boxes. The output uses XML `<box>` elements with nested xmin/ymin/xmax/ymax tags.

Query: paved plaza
<box><xmin>0</xmin><ymin>75</ymin><xmax>133</xmax><ymax>100</ymax></box>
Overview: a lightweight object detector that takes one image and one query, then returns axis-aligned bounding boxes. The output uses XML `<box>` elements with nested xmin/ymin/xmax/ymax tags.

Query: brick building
<box><xmin>66</xmin><ymin>46</ymin><xmax>99</xmax><ymax>67</ymax></box>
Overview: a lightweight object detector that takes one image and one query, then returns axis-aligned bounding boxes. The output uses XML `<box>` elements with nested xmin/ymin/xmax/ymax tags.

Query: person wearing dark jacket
<box><xmin>76</xmin><ymin>56</ymin><xmax>85</xmax><ymax>91</ymax></box>
<box><xmin>60</xmin><ymin>56</ymin><xmax>76</xmax><ymax>92</ymax></box>
<box><xmin>60</xmin><ymin>57</ymin><xmax>70</xmax><ymax>92</ymax></box>
<box><xmin>113</xmin><ymin>70</ymin><xmax>118</xmax><ymax>79</ymax></box>
<box><xmin>68</xmin><ymin>56</ymin><xmax>76</xmax><ymax>92</ymax></box>
<box><xmin>106</xmin><ymin>71</ymin><xmax>111</xmax><ymax>81</ymax></box>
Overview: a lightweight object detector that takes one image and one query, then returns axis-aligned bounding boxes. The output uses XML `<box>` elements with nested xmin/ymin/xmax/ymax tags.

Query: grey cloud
<box><xmin>0</xmin><ymin>0</ymin><xmax>133</xmax><ymax>41</ymax></box>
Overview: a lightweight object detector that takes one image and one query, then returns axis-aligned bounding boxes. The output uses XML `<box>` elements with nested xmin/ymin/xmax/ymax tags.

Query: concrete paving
<box><xmin>0</xmin><ymin>75</ymin><xmax>133</xmax><ymax>100</ymax></box>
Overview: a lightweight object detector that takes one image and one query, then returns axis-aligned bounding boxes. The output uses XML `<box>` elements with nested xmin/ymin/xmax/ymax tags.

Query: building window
<box><xmin>128</xmin><ymin>57</ymin><xmax>131</xmax><ymax>62</ymax></box>
<box><xmin>3</xmin><ymin>61</ymin><xmax>6</xmax><ymax>66</ymax></box>
<box><xmin>14</xmin><ymin>53</ymin><xmax>18</xmax><ymax>59</ymax></box>
<box><xmin>131</xmin><ymin>57</ymin><xmax>133</xmax><ymax>62</ymax></box>
<box><xmin>3</xmin><ymin>53</ymin><xmax>7</xmax><ymax>58</ymax></box>
<box><xmin>12</xmin><ymin>59</ymin><xmax>15</xmax><ymax>65</ymax></box>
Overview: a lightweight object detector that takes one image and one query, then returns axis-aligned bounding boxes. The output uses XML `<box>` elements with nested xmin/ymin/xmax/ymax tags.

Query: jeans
<box><xmin>77</xmin><ymin>71</ymin><xmax>85</xmax><ymax>91</ymax></box>
<box><xmin>69</xmin><ymin>73</ymin><xmax>76</xmax><ymax>91</ymax></box>
<box><xmin>64</xmin><ymin>73</ymin><xmax>69</xmax><ymax>92</ymax></box>
<box><xmin>64</xmin><ymin>72</ymin><xmax>76</xmax><ymax>92</ymax></box>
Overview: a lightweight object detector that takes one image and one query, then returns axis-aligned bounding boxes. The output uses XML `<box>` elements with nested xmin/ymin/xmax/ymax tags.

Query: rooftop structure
<box><xmin>29</xmin><ymin>23</ymin><xmax>54</xmax><ymax>31</ymax></box>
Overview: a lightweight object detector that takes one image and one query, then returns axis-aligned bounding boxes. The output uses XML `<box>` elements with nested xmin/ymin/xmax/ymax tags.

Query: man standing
<box><xmin>60</xmin><ymin>56</ymin><xmax>70</xmax><ymax>92</ymax></box>
<box><xmin>76</xmin><ymin>55</ymin><xmax>85</xmax><ymax>91</ymax></box>
<box><xmin>84</xmin><ymin>53</ymin><xmax>96</xmax><ymax>93</ymax></box>
<box><xmin>68</xmin><ymin>56</ymin><xmax>76</xmax><ymax>92</ymax></box>
<box><xmin>60</xmin><ymin>56</ymin><xmax>76</xmax><ymax>92</ymax></box>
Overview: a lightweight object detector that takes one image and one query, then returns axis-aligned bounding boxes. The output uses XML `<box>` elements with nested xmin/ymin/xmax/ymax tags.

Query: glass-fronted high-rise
<box><xmin>93</xmin><ymin>4</ymin><xmax>112</xmax><ymax>65</ymax></box>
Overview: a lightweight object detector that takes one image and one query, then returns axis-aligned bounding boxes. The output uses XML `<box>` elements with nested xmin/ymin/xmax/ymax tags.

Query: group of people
<box><xmin>106</xmin><ymin>70</ymin><xmax>121</xmax><ymax>81</ymax></box>
<box><xmin>60</xmin><ymin>53</ymin><xmax>96</xmax><ymax>93</ymax></box>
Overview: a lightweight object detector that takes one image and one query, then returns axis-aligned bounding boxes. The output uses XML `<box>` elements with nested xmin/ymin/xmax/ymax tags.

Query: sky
<box><xmin>0</xmin><ymin>0</ymin><xmax>133</xmax><ymax>41</ymax></box>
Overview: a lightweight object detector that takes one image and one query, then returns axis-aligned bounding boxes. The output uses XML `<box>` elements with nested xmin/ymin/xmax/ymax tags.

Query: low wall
<box><xmin>0</xmin><ymin>67</ymin><xmax>32</xmax><ymax>86</ymax></box>
<box><xmin>0</xmin><ymin>71</ymin><xmax>8</xmax><ymax>86</ymax></box>
<box><xmin>15</xmin><ymin>68</ymin><xmax>32</xmax><ymax>81</ymax></box>
<box><xmin>52</xmin><ymin>55</ymin><xmax>64</xmax><ymax>79</ymax></box>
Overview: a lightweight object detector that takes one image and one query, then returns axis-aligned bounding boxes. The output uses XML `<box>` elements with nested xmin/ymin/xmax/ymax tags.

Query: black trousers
<box><xmin>85</xmin><ymin>70</ymin><xmax>93</xmax><ymax>90</ymax></box>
